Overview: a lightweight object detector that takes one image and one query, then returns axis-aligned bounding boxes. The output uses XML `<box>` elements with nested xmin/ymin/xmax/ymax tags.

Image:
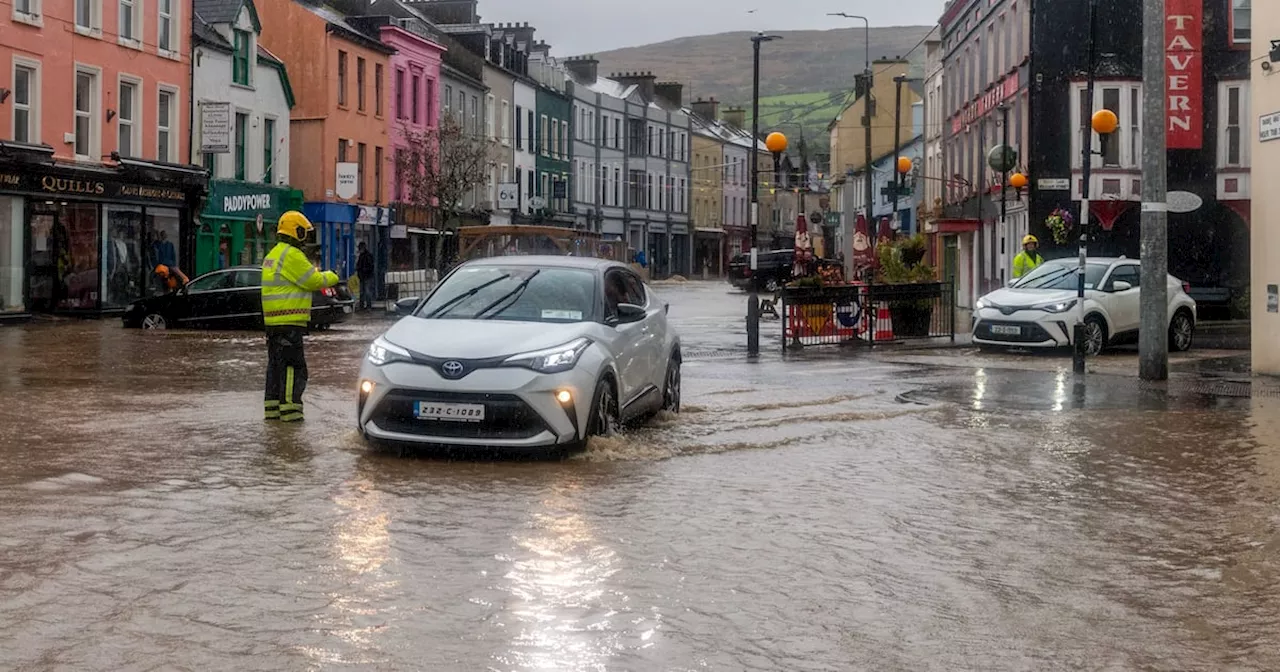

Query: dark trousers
<box><xmin>264</xmin><ymin>325</ymin><xmax>308</xmax><ymax>422</ymax></box>
<box><xmin>359</xmin><ymin>275</ymin><xmax>375</xmax><ymax>309</ymax></box>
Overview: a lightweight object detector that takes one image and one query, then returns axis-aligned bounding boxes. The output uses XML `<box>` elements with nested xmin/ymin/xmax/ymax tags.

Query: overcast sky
<box><xmin>476</xmin><ymin>0</ymin><xmax>948</xmax><ymax>56</ymax></box>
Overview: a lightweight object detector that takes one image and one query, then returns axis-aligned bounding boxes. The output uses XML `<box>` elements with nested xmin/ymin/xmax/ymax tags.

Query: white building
<box><xmin>191</xmin><ymin>0</ymin><xmax>293</xmax><ymax>185</ymax></box>
<box><xmin>513</xmin><ymin>78</ymin><xmax>538</xmax><ymax>214</ymax></box>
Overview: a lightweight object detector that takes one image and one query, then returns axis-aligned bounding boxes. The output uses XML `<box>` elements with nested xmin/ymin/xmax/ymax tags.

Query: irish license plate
<box><xmin>414</xmin><ymin>402</ymin><xmax>485</xmax><ymax>422</ymax></box>
<box><xmin>990</xmin><ymin>324</ymin><xmax>1022</xmax><ymax>336</ymax></box>
<box><xmin>343</xmin><ymin>305</ymin><xmax>353</xmax><ymax>314</ymax></box>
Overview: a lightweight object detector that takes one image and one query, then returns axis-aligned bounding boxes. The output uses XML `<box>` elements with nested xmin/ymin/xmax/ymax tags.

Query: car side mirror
<box><xmin>615</xmin><ymin>303</ymin><xmax>646</xmax><ymax>323</ymax></box>
<box><xmin>394</xmin><ymin>297</ymin><xmax>419</xmax><ymax>315</ymax></box>
<box><xmin>1111</xmin><ymin>280</ymin><xmax>1132</xmax><ymax>292</ymax></box>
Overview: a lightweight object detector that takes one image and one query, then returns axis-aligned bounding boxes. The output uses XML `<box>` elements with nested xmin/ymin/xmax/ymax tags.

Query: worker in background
<box><xmin>153</xmin><ymin>264</ymin><xmax>189</xmax><ymax>294</ymax></box>
<box><xmin>261</xmin><ymin>211</ymin><xmax>340</xmax><ymax>422</ymax></box>
<box><xmin>1012</xmin><ymin>235</ymin><xmax>1044</xmax><ymax>279</ymax></box>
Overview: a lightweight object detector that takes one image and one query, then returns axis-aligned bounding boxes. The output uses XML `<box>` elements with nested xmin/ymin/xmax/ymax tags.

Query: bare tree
<box><xmin>394</xmin><ymin>114</ymin><xmax>493</xmax><ymax>232</ymax></box>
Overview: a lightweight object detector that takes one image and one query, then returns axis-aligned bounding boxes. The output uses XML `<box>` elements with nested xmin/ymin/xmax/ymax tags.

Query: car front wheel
<box><xmin>1169</xmin><ymin>311</ymin><xmax>1194</xmax><ymax>352</ymax></box>
<box><xmin>141</xmin><ymin>313</ymin><xmax>167</xmax><ymax>330</ymax></box>
<box><xmin>662</xmin><ymin>357</ymin><xmax>681</xmax><ymax>413</ymax></box>
<box><xmin>586</xmin><ymin>377</ymin><xmax>619</xmax><ymax>438</ymax></box>
<box><xmin>1081</xmin><ymin>315</ymin><xmax>1107</xmax><ymax>356</ymax></box>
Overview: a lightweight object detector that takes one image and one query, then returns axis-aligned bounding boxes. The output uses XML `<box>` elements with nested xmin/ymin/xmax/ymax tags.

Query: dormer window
<box><xmin>233</xmin><ymin>29</ymin><xmax>252</xmax><ymax>86</ymax></box>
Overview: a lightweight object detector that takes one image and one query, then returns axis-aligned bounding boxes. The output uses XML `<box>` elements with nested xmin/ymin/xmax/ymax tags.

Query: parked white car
<box><xmin>357</xmin><ymin>256</ymin><xmax>682</xmax><ymax>452</ymax></box>
<box><xmin>972</xmin><ymin>257</ymin><xmax>1197</xmax><ymax>356</ymax></box>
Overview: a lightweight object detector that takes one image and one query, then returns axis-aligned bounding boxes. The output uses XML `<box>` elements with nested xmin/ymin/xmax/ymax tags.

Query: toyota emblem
<box><xmin>441</xmin><ymin>361</ymin><xmax>465</xmax><ymax>378</ymax></box>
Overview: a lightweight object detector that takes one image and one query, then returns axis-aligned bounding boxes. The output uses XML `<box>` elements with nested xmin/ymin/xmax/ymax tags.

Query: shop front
<box><xmin>196</xmin><ymin>181</ymin><xmax>302</xmax><ymax>276</ymax></box>
<box><xmin>0</xmin><ymin>145</ymin><xmax>207</xmax><ymax>317</ymax></box>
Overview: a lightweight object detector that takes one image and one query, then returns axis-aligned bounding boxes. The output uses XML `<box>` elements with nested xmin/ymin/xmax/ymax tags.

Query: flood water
<box><xmin>2</xmin><ymin>281</ymin><xmax>1279</xmax><ymax>670</ymax></box>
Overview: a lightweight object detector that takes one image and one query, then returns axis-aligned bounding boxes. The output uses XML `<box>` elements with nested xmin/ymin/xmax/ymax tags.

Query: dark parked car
<box><xmin>122</xmin><ymin>266</ymin><xmax>355</xmax><ymax>331</ymax></box>
<box><xmin>728</xmin><ymin>250</ymin><xmax>794</xmax><ymax>292</ymax></box>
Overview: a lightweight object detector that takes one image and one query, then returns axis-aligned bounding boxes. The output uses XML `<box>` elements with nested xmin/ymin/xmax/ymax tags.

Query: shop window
<box><xmin>146</xmin><ymin>208</ymin><xmax>180</xmax><ymax>272</ymax></box>
<box><xmin>0</xmin><ymin>197</ymin><xmax>23</xmax><ymax>313</ymax></box>
<box><xmin>102</xmin><ymin>205</ymin><xmax>144</xmax><ymax>308</ymax></box>
<box><xmin>29</xmin><ymin>202</ymin><xmax>100</xmax><ymax>310</ymax></box>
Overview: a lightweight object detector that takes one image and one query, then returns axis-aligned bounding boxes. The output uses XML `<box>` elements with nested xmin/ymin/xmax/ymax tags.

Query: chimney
<box><xmin>691</xmin><ymin>96</ymin><xmax>720</xmax><ymax>121</ymax></box>
<box><xmin>722</xmin><ymin>107</ymin><xmax>746</xmax><ymax>130</ymax></box>
<box><xmin>565</xmin><ymin>55</ymin><xmax>598</xmax><ymax>83</ymax></box>
<box><xmin>655</xmin><ymin>81</ymin><xmax>684</xmax><ymax>107</ymax></box>
<box><xmin>612</xmin><ymin>71</ymin><xmax>657</xmax><ymax>101</ymax></box>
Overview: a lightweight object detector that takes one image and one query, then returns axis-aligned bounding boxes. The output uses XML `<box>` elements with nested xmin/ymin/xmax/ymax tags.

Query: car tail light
<box><xmin>322</xmin><ymin>287</ymin><xmax>336</xmax><ymax>298</ymax></box>
<box><xmin>1182</xmin><ymin>281</ymin><xmax>1191</xmax><ymax>295</ymax></box>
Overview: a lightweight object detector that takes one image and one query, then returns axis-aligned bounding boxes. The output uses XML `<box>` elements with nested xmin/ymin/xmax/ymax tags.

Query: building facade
<box><xmin>192</xmin><ymin>0</ymin><xmax>299</xmax><ymax>276</ymax></box>
<box><xmin>1</xmin><ymin>0</ymin><xmax>206</xmax><ymax>317</ymax></box>
<box><xmin>529</xmin><ymin>50</ymin><xmax>574</xmax><ymax>224</ymax></box>
<box><xmin>256</xmin><ymin>0</ymin><xmax>396</xmax><ymax>279</ymax></box>
<box><xmin>690</xmin><ymin>98</ymin><xmax>726</xmax><ymax>276</ymax></box>
<box><xmin>1250</xmin><ymin>0</ymin><xmax>1278</xmax><ymax>373</ymax></box>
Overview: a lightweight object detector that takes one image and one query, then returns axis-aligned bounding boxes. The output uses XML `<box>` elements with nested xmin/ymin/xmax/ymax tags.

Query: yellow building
<box><xmin>828</xmin><ymin>58</ymin><xmax>920</xmax><ymax>176</ymax></box>
<box><xmin>1251</xmin><ymin>1</ymin><xmax>1280</xmax><ymax>374</ymax></box>
<box><xmin>691</xmin><ymin>129</ymin><xmax>725</xmax><ymax>274</ymax></box>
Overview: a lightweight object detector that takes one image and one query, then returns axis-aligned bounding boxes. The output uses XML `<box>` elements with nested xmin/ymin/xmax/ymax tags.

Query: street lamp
<box><xmin>747</xmin><ymin>32</ymin><xmax>783</xmax><ymax>357</ymax></box>
<box><xmin>829</xmin><ymin>13</ymin><xmax>874</xmax><ymax>279</ymax></box>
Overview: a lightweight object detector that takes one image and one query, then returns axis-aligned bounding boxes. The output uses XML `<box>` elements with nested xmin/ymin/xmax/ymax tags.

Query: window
<box><xmin>445</xmin><ymin>85</ymin><xmax>453</xmax><ymax>116</ymax></box>
<box><xmin>117</xmin><ymin>80</ymin><xmax>138</xmax><ymax>156</ymax></box>
<box><xmin>357</xmin><ymin>58</ymin><xmax>367</xmax><ymax>112</ymax></box>
<box><xmin>74</xmin><ymin>69</ymin><xmax>97</xmax><ymax>159</ymax></box>
<box><xmin>75</xmin><ymin>0</ymin><xmax>96</xmax><ymax>31</ymax></box>
<box><xmin>1130</xmin><ymin>88</ymin><xmax>1140</xmax><ymax>165</ymax></box>
<box><xmin>1232</xmin><ymin>0</ymin><xmax>1251</xmax><ymax>44</ymax></box>
<box><xmin>577</xmin><ymin>107</ymin><xmax>585</xmax><ymax>140</ymax></box>
<box><xmin>541</xmin><ymin>172</ymin><xmax>549</xmax><ymax>200</ymax></box>
<box><xmin>395</xmin><ymin>69</ymin><xmax>405</xmax><ymax>119</ymax></box>
<box><xmin>375</xmin><ymin>64</ymin><xmax>384</xmax><ymax>117</ymax></box>
<box><xmin>614</xmin><ymin>118</ymin><xmax>621</xmax><ymax>149</ymax></box>
<box><xmin>357</xmin><ymin>143</ymin><xmax>367</xmax><ymax>199</ymax></box>
<box><xmin>471</xmin><ymin>95</ymin><xmax>479</xmax><ymax>134</ymax></box>
<box><xmin>411</xmin><ymin>73</ymin><xmax>421</xmax><ymax>123</ymax></box>
<box><xmin>13</xmin><ymin>63</ymin><xmax>37</xmax><ymax>144</ymax></box>
<box><xmin>679</xmin><ymin>178</ymin><xmax>686</xmax><ymax>212</ymax></box>
<box><xmin>233</xmin><ymin>112</ymin><xmax>247</xmax><ymax>180</ymax></box>
<box><xmin>501</xmin><ymin>100</ymin><xmax>510</xmax><ymax>146</ymax></box>
<box><xmin>627</xmin><ymin>119</ymin><xmax>645</xmax><ymax>155</ymax></box>
<box><xmin>1101</xmin><ymin>88</ymin><xmax>1120</xmax><ymax>166</ymax></box>
<box><xmin>426</xmin><ymin>79</ymin><xmax>435</xmax><ymax>124</ymax></box>
<box><xmin>526</xmin><ymin>170</ymin><xmax>534</xmax><ymax>210</ymax></box>
<box><xmin>1106</xmin><ymin>265</ymin><xmax>1141</xmax><ymax>291</ymax></box>
<box><xmin>560</xmin><ymin>121</ymin><xmax>568</xmax><ymax>159</ymax></box>
<box><xmin>486</xmin><ymin>95</ymin><xmax>496</xmax><ymax>139</ymax></box>
<box><xmin>158</xmin><ymin>0</ymin><xmax>174</xmax><ymax>52</ymax></box>
<box><xmin>263</xmin><ymin>117</ymin><xmax>275</xmax><ymax>184</ymax></box>
<box><xmin>1072</xmin><ymin>82</ymin><xmax>1142</xmax><ymax>170</ymax></box>
<box><xmin>515</xmin><ymin>106</ymin><xmax>524</xmax><ymax>150</ymax></box>
<box><xmin>528</xmin><ymin>109</ymin><xmax>534</xmax><ymax>150</ymax></box>
<box><xmin>541</xmin><ymin>115</ymin><xmax>549</xmax><ymax>155</ymax></box>
<box><xmin>338</xmin><ymin>138</ymin><xmax>348</xmax><ymax>163</ymax></box>
<box><xmin>157</xmin><ymin>88</ymin><xmax>174</xmax><ymax>162</ymax></box>
<box><xmin>232</xmin><ymin>30</ymin><xmax>251</xmax><ymax>86</ymax></box>
<box><xmin>14</xmin><ymin>0</ymin><xmax>37</xmax><ymax>19</ymax></box>
<box><xmin>118</xmin><ymin>0</ymin><xmax>137</xmax><ymax>42</ymax></box>
<box><xmin>1221</xmin><ymin>82</ymin><xmax>1249</xmax><ymax>167</ymax></box>
<box><xmin>337</xmin><ymin>51</ymin><xmax>348</xmax><ymax>107</ymax></box>
<box><xmin>647</xmin><ymin>171</ymin><xmax>654</xmax><ymax>209</ymax></box>
<box><xmin>374</xmin><ymin>146</ymin><xmax>383</xmax><ymax>203</ymax></box>
<box><xmin>614</xmin><ymin>166</ymin><xmax>620</xmax><ymax>205</ymax></box>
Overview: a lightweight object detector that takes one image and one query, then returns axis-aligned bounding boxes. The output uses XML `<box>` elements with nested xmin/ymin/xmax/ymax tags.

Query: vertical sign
<box><xmin>1165</xmin><ymin>0</ymin><xmax>1203</xmax><ymax>149</ymax></box>
<box><xmin>200</xmin><ymin>102</ymin><xmax>232</xmax><ymax>154</ymax></box>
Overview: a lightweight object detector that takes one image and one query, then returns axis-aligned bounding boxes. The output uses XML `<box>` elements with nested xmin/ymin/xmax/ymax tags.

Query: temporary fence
<box><xmin>382</xmin><ymin>269</ymin><xmax>439</xmax><ymax>308</ymax></box>
<box><xmin>780</xmin><ymin>282</ymin><xmax>955</xmax><ymax>349</ymax></box>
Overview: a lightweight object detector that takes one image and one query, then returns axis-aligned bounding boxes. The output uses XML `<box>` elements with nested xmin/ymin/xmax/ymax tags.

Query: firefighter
<box><xmin>261</xmin><ymin>211</ymin><xmax>340</xmax><ymax>422</ymax></box>
<box><xmin>1012</xmin><ymin>235</ymin><xmax>1044</xmax><ymax>279</ymax></box>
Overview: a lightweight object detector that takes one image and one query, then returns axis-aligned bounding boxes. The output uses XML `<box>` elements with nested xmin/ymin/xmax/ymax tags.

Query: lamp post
<box><xmin>747</xmin><ymin>32</ymin><xmax>782</xmax><ymax>357</ymax></box>
<box><xmin>1074</xmin><ymin>0</ymin><xmax>1100</xmax><ymax>375</ymax></box>
<box><xmin>828</xmin><ymin>13</ymin><xmax>873</xmax><ymax>278</ymax></box>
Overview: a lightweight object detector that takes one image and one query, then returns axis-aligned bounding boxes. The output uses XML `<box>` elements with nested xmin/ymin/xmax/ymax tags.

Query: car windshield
<box><xmin>1012</xmin><ymin>262</ymin><xmax>1110</xmax><ymax>291</ymax></box>
<box><xmin>416</xmin><ymin>266</ymin><xmax>594</xmax><ymax>323</ymax></box>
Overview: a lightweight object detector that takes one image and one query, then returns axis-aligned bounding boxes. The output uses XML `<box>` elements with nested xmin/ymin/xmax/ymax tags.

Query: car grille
<box><xmin>370</xmin><ymin>389</ymin><xmax>550</xmax><ymax>440</ymax></box>
<box><xmin>975</xmin><ymin>320</ymin><xmax>1054</xmax><ymax>343</ymax></box>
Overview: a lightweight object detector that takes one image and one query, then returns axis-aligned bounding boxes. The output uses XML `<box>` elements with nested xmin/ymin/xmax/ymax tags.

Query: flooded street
<box><xmin>3</xmin><ymin>281</ymin><xmax>1280</xmax><ymax>670</ymax></box>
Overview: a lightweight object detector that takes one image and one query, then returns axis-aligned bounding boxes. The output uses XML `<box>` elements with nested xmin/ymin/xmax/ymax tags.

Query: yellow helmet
<box><xmin>1022</xmin><ymin>234</ymin><xmax>1039</xmax><ymax>246</ymax></box>
<box><xmin>277</xmin><ymin>211</ymin><xmax>314</xmax><ymax>241</ymax></box>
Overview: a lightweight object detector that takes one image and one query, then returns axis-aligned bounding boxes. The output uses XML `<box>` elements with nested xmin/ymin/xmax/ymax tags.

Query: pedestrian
<box><xmin>261</xmin><ymin>211</ymin><xmax>340</xmax><ymax>423</ymax></box>
<box><xmin>1012</xmin><ymin>234</ymin><xmax>1044</xmax><ymax>279</ymax></box>
<box><xmin>153</xmin><ymin>264</ymin><xmax>189</xmax><ymax>294</ymax></box>
<box><xmin>356</xmin><ymin>242</ymin><xmax>375</xmax><ymax>310</ymax></box>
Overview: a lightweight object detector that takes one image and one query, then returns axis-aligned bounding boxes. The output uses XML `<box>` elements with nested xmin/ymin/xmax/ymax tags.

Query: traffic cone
<box><xmin>874</xmin><ymin>302</ymin><xmax>895</xmax><ymax>341</ymax></box>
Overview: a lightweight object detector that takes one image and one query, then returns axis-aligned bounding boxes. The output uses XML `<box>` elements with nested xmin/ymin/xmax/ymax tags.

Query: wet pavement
<box><xmin>3</xmin><ymin>280</ymin><xmax>1280</xmax><ymax>670</ymax></box>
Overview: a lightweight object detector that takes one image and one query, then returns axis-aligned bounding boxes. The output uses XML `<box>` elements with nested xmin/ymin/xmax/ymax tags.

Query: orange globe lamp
<box><xmin>1009</xmin><ymin>172</ymin><xmax>1029</xmax><ymax>189</ymax></box>
<box><xmin>1091</xmin><ymin>109</ymin><xmax>1119</xmax><ymax>135</ymax></box>
<box><xmin>765</xmin><ymin>132</ymin><xmax>788</xmax><ymax>154</ymax></box>
<box><xmin>896</xmin><ymin>157</ymin><xmax>913</xmax><ymax>174</ymax></box>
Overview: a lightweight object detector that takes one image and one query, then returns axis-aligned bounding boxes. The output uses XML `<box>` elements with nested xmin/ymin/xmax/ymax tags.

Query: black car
<box><xmin>727</xmin><ymin>250</ymin><xmax>794</xmax><ymax>292</ymax></box>
<box><xmin>122</xmin><ymin>266</ymin><xmax>355</xmax><ymax>331</ymax></box>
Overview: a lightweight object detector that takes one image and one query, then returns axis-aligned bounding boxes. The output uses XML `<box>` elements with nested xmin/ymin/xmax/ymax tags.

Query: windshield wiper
<box><xmin>1019</xmin><ymin>267</ymin><xmax>1076</xmax><ymax>289</ymax></box>
<box><xmin>423</xmin><ymin>274</ymin><xmax>511</xmax><ymax>318</ymax></box>
<box><xmin>476</xmin><ymin>270</ymin><xmax>540</xmax><ymax>320</ymax></box>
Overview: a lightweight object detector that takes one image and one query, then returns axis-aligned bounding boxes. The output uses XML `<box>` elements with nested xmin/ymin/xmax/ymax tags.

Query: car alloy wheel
<box><xmin>141</xmin><ymin>314</ymin><xmax>167</xmax><ymax>330</ymax></box>
<box><xmin>588</xmin><ymin>377</ymin><xmax>619</xmax><ymax>437</ymax></box>
<box><xmin>1082</xmin><ymin>316</ymin><xmax>1106</xmax><ymax>356</ymax></box>
<box><xmin>765</xmin><ymin>278</ymin><xmax>781</xmax><ymax>292</ymax></box>
<box><xmin>662</xmin><ymin>358</ymin><xmax>681</xmax><ymax>413</ymax></box>
<box><xmin>1169</xmin><ymin>312</ymin><xmax>1194</xmax><ymax>352</ymax></box>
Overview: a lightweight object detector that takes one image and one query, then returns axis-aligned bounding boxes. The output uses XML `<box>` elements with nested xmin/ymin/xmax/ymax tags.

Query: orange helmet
<box><xmin>155</xmin><ymin>264</ymin><xmax>170</xmax><ymax>277</ymax></box>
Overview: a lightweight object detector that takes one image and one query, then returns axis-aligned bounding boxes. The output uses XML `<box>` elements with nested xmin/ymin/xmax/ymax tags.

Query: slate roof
<box><xmin>193</xmin><ymin>0</ymin><xmax>241</xmax><ymax>24</ymax></box>
<box><xmin>192</xmin><ymin>14</ymin><xmax>232</xmax><ymax>50</ymax></box>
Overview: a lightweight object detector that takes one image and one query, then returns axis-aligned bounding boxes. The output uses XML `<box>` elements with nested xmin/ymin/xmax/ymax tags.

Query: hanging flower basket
<box><xmin>1046</xmin><ymin>208</ymin><xmax>1075</xmax><ymax>245</ymax></box>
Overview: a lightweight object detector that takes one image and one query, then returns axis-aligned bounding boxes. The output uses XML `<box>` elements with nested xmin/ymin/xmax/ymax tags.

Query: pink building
<box><xmin>1</xmin><ymin>0</ymin><xmax>207</xmax><ymax>317</ymax></box>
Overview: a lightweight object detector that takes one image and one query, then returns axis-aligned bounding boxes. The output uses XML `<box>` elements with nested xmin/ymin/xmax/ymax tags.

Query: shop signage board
<box><xmin>203</xmin><ymin>181</ymin><xmax>293</xmax><ymax>219</ymax></box>
<box><xmin>1165</xmin><ymin>0</ymin><xmax>1203</xmax><ymax>149</ymax></box>
<box><xmin>0</xmin><ymin>170</ymin><xmax>187</xmax><ymax>203</ymax></box>
<box><xmin>201</xmin><ymin>102</ymin><xmax>232</xmax><ymax>154</ymax></box>
<box><xmin>356</xmin><ymin>206</ymin><xmax>379</xmax><ymax>226</ymax></box>
<box><xmin>335</xmin><ymin>163</ymin><xmax>359</xmax><ymax>199</ymax></box>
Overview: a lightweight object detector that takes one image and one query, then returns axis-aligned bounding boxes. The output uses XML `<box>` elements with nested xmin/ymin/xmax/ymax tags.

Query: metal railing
<box><xmin>780</xmin><ymin>282</ymin><xmax>955</xmax><ymax>349</ymax></box>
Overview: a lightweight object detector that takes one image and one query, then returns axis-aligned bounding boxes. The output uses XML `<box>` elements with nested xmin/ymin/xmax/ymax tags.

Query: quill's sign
<box><xmin>1165</xmin><ymin>0</ymin><xmax>1203</xmax><ymax>149</ymax></box>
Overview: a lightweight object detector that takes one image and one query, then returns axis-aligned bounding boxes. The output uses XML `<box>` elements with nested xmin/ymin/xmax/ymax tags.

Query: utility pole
<box><xmin>1139</xmin><ymin>0</ymin><xmax>1169</xmax><ymax>380</ymax></box>
<box><xmin>1000</xmin><ymin>102</ymin><xmax>1010</xmax><ymax>286</ymax></box>
<box><xmin>747</xmin><ymin>33</ymin><xmax>781</xmax><ymax>357</ymax></box>
<box><xmin>891</xmin><ymin>75</ymin><xmax>906</xmax><ymax>229</ymax></box>
<box><xmin>1074</xmin><ymin>0</ymin><xmax>1099</xmax><ymax>376</ymax></box>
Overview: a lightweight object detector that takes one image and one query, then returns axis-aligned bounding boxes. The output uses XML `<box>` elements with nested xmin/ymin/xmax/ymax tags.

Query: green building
<box><xmin>534</xmin><ymin>81</ymin><xmax>573</xmax><ymax>227</ymax></box>
<box><xmin>196</xmin><ymin>181</ymin><xmax>302</xmax><ymax>274</ymax></box>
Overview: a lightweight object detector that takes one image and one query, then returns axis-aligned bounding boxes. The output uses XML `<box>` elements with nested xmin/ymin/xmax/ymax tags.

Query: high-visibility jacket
<box><xmin>1012</xmin><ymin>250</ymin><xmax>1044</xmax><ymax>279</ymax></box>
<box><xmin>261</xmin><ymin>241</ymin><xmax>339</xmax><ymax>327</ymax></box>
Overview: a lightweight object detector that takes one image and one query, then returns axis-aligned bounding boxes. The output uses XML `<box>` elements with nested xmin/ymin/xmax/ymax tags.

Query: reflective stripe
<box><xmin>285</xmin><ymin>367</ymin><xmax>295</xmax><ymax>405</ymax></box>
<box><xmin>262</xmin><ymin>292</ymin><xmax>313</xmax><ymax>303</ymax></box>
<box><xmin>262</xmin><ymin>278</ymin><xmax>295</xmax><ymax>288</ymax></box>
<box><xmin>263</xmin><ymin>308</ymin><xmax>312</xmax><ymax>317</ymax></box>
<box><xmin>280</xmin><ymin>403</ymin><xmax>302</xmax><ymax>413</ymax></box>
<box><xmin>280</xmin><ymin>412</ymin><xmax>304</xmax><ymax>422</ymax></box>
<box><xmin>265</xmin><ymin>411</ymin><xmax>281</xmax><ymax>420</ymax></box>
<box><xmin>296</xmin><ymin>267</ymin><xmax>317</xmax><ymax>286</ymax></box>
<box><xmin>265</xmin><ymin>400</ymin><xmax>280</xmax><ymax>409</ymax></box>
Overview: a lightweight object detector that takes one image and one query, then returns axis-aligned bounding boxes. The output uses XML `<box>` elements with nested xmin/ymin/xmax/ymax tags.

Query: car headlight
<box><xmin>1036</xmin><ymin>299</ymin><xmax>1078</xmax><ymax>313</ymax></box>
<box><xmin>366</xmin><ymin>336</ymin><xmax>413</xmax><ymax>366</ymax></box>
<box><xmin>975</xmin><ymin>297</ymin><xmax>989</xmax><ymax>310</ymax></box>
<box><xmin>502</xmin><ymin>338</ymin><xmax>592</xmax><ymax>374</ymax></box>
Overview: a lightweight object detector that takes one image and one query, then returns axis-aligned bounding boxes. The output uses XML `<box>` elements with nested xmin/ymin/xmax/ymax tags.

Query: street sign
<box><xmin>497</xmin><ymin>182</ymin><xmax>519</xmax><ymax>209</ymax></box>
<box><xmin>1261</xmin><ymin>111</ymin><xmax>1280</xmax><ymax>143</ymax></box>
<box><xmin>530</xmin><ymin>196</ymin><xmax>546</xmax><ymax>209</ymax></box>
<box><xmin>1166</xmin><ymin>190</ymin><xmax>1204</xmax><ymax>214</ymax></box>
<box><xmin>200</xmin><ymin>102</ymin><xmax>232</xmax><ymax>154</ymax></box>
<box><xmin>335</xmin><ymin>162</ymin><xmax>359</xmax><ymax>199</ymax></box>
<box><xmin>986</xmin><ymin>144</ymin><xmax>1018</xmax><ymax>173</ymax></box>
<box><xmin>1038</xmin><ymin>178</ymin><xmax>1070</xmax><ymax>191</ymax></box>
